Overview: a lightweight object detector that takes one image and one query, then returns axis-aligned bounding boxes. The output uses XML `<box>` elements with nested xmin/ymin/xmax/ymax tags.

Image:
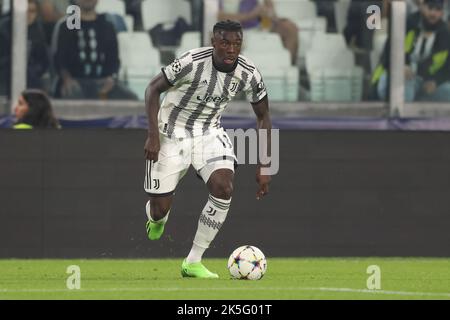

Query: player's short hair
<box><xmin>213</xmin><ymin>20</ymin><xmax>243</xmax><ymax>35</ymax></box>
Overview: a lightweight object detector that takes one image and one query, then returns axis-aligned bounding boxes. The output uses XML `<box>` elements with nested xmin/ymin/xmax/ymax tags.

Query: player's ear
<box><xmin>211</xmin><ymin>31</ymin><xmax>218</xmax><ymax>47</ymax></box>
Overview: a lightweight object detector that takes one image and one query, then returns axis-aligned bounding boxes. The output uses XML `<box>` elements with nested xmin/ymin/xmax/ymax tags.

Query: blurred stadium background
<box><xmin>0</xmin><ymin>0</ymin><xmax>449</xmax><ymax>300</ymax></box>
<box><xmin>1</xmin><ymin>0</ymin><xmax>450</xmax><ymax>121</ymax></box>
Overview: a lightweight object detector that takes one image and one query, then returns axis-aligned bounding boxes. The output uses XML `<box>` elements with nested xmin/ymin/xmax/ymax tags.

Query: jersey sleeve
<box><xmin>244</xmin><ymin>67</ymin><xmax>267</xmax><ymax>104</ymax></box>
<box><xmin>161</xmin><ymin>52</ymin><xmax>193</xmax><ymax>86</ymax></box>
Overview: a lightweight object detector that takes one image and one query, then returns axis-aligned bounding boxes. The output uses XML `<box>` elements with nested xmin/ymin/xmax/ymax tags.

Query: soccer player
<box><xmin>144</xmin><ymin>20</ymin><xmax>272</xmax><ymax>278</ymax></box>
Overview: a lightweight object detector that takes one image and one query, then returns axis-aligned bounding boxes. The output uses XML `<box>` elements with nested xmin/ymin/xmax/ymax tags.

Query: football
<box><xmin>227</xmin><ymin>245</ymin><xmax>267</xmax><ymax>280</ymax></box>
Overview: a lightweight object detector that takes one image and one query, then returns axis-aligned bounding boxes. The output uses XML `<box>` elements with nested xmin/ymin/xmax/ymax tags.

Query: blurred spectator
<box><xmin>27</xmin><ymin>0</ymin><xmax>50</xmax><ymax>90</ymax></box>
<box><xmin>344</xmin><ymin>0</ymin><xmax>385</xmax><ymax>77</ymax></box>
<box><xmin>407</xmin><ymin>0</ymin><xmax>421</xmax><ymax>14</ymax></box>
<box><xmin>0</xmin><ymin>0</ymin><xmax>50</xmax><ymax>95</ymax></box>
<box><xmin>53</xmin><ymin>0</ymin><xmax>138</xmax><ymax>100</ymax></box>
<box><xmin>38</xmin><ymin>0</ymin><xmax>72</xmax><ymax>43</ymax></box>
<box><xmin>407</xmin><ymin>0</ymin><xmax>450</xmax><ymax>17</ymax></box>
<box><xmin>218</xmin><ymin>0</ymin><xmax>299</xmax><ymax>65</ymax></box>
<box><xmin>104</xmin><ymin>12</ymin><xmax>128</xmax><ymax>32</ymax></box>
<box><xmin>39</xmin><ymin>0</ymin><xmax>71</xmax><ymax>22</ymax></box>
<box><xmin>125</xmin><ymin>0</ymin><xmax>143</xmax><ymax>31</ymax></box>
<box><xmin>1</xmin><ymin>0</ymin><xmax>10</xmax><ymax>16</ymax></box>
<box><xmin>374</xmin><ymin>0</ymin><xmax>450</xmax><ymax>102</ymax></box>
<box><xmin>185</xmin><ymin>0</ymin><xmax>203</xmax><ymax>31</ymax></box>
<box><xmin>312</xmin><ymin>0</ymin><xmax>337</xmax><ymax>32</ymax></box>
<box><xmin>13</xmin><ymin>89</ymin><xmax>60</xmax><ymax>129</ymax></box>
<box><xmin>344</xmin><ymin>0</ymin><xmax>384</xmax><ymax>51</ymax></box>
<box><xmin>0</xmin><ymin>10</ymin><xmax>10</xmax><ymax>96</ymax></box>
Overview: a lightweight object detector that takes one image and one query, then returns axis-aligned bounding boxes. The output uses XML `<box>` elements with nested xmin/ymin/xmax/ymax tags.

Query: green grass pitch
<box><xmin>0</xmin><ymin>258</ymin><xmax>449</xmax><ymax>300</ymax></box>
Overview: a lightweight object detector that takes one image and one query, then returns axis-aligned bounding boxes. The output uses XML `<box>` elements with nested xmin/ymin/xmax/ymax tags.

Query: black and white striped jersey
<box><xmin>159</xmin><ymin>47</ymin><xmax>267</xmax><ymax>139</ymax></box>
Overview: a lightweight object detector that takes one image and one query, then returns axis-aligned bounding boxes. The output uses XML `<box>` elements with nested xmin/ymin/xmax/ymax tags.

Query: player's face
<box><xmin>212</xmin><ymin>30</ymin><xmax>243</xmax><ymax>70</ymax></box>
<box><xmin>14</xmin><ymin>95</ymin><xmax>29</xmax><ymax>120</ymax></box>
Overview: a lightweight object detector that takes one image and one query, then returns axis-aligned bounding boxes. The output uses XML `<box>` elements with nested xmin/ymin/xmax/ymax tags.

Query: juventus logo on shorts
<box><xmin>152</xmin><ymin>179</ymin><xmax>160</xmax><ymax>190</ymax></box>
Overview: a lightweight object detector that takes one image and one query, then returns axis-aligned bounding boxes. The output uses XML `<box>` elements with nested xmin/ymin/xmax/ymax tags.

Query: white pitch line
<box><xmin>0</xmin><ymin>287</ymin><xmax>449</xmax><ymax>298</ymax></box>
<box><xmin>303</xmin><ymin>287</ymin><xmax>450</xmax><ymax>297</ymax></box>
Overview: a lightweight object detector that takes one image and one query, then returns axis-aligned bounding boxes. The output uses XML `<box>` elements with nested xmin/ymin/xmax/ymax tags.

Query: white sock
<box><xmin>186</xmin><ymin>195</ymin><xmax>231</xmax><ymax>263</ymax></box>
<box><xmin>186</xmin><ymin>243</ymin><xmax>206</xmax><ymax>264</ymax></box>
<box><xmin>145</xmin><ymin>200</ymin><xmax>169</xmax><ymax>224</ymax></box>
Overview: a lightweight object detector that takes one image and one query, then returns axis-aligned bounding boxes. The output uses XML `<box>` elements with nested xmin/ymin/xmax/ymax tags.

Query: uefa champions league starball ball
<box><xmin>227</xmin><ymin>245</ymin><xmax>267</xmax><ymax>280</ymax></box>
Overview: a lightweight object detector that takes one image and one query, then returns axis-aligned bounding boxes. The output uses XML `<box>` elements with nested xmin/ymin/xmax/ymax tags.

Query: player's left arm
<box><xmin>252</xmin><ymin>95</ymin><xmax>272</xmax><ymax>200</ymax></box>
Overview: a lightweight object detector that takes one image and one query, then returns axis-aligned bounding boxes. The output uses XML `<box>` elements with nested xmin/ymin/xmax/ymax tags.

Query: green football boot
<box><xmin>145</xmin><ymin>220</ymin><xmax>165</xmax><ymax>240</ymax></box>
<box><xmin>181</xmin><ymin>259</ymin><xmax>219</xmax><ymax>279</ymax></box>
<box><xmin>145</xmin><ymin>201</ymin><xmax>166</xmax><ymax>240</ymax></box>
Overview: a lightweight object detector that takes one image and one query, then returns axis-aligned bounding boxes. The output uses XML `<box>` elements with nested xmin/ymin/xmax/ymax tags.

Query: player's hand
<box><xmin>144</xmin><ymin>133</ymin><xmax>160</xmax><ymax>162</ymax></box>
<box><xmin>256</xmin><ymin>166</ymin><xmax>271</xmax><ymax>200</ymax></box>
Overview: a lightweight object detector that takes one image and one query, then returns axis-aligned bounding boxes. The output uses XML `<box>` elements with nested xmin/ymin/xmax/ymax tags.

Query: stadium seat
<box><xmin>334</xmin><ymin>0</ymin><xmax>351</xmax><ymax>34</ymax></box>
<box><xmin>141</xmin><ymin>0</ymin><xmax>191</xmax><ymax>32</ymax></box>
<box><xmin>306</xmin><ymin>48</ymin><xmax>363</xmax><ymax>102</ymax></box>
<box><xmin>96</xmin><ymin>0</ymin><xmax>126</xmax><ymax>16</ymax></box>
<box><xmin>124</xmin><ymin>15</ymin><xmax>134</xmax><ymax>32</ymax></box>
<box><xmin>242</xmin><ymin>32</ymin><xmax>299</xmax><ymax>102</ymax></box>
<box><xmin>308</xmin><ymin>68</ymin><xmax>364</xmax><ymax>102</ymax></box>
<box><xmin>310</xmin><ymin>33</ymin><xmax>347</xmax><ymax>52</ymax></box>
<box><xmin>272</xmin><ymin>0</ymin><xmax>317</xmax><ymax>23</ymax></box>
<box><xmin>306</xmin><ymin>48</ymin><xmax>354</xmax><ymax>72</ymax></box>
<box><xmin>175</xmin><ymin>31</ymin><xmax>202</xmax><ymax>57</ymax></box>
<box><xmin>297</xmin><ymin>16</ymin><xmax>327</xmax><ymax>33</ymax></box>
<box><xmin>242</xmin><ymin>31</ymin><xmax>283</xmax><ymax>53</ymax></box>
<box><xmin>296</xmin><ymin>17</ymin><xmax>327</xmax><ymax>67</ymax></box>
<box><xmin>117</xmin><ymin>32</ymin><xmax>161</xmax><ymax>100</ymax></box>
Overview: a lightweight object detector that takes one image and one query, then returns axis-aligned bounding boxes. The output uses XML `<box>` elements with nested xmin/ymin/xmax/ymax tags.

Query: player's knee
<box><xmin>210</xmin><ymin>181</ymin><xmax>233</xmax><ymax>200</ymax></box>
<box><xmin>150</xmin><ymin>200</ymin><xmax>172</xmax><ymax>220</ymax></box>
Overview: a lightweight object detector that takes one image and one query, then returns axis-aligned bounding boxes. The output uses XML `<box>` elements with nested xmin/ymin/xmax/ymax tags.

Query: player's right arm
<box><xmin>145</xmin><ymin>52</ymin><xmax>193</xmax><ymax>160</ymax></box>
<box><xmin>144</xmin><ymin>73</ymin><xmax>171</xmax><ymax>162</ymax></box>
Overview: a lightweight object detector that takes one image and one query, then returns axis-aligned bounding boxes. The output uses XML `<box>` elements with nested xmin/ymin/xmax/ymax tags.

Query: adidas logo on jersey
<box><xmin>197</xmin><ymin>94</ymin><xmax>229</xmax><ymax>104</ymax></box>
<box><xmin>201</xmin><ymin>79</ymin><xmax>208</xmax><ymax>85</ymax></box>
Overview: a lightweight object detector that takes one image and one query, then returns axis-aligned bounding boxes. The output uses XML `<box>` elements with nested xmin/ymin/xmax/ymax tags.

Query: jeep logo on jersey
<box><xmin>197</xmin><ymin>94</ymin><xmax>229</xmax><ymax>104</ymax></box>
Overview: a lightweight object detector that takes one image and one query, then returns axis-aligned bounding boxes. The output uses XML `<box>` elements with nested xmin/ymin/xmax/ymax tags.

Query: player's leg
<box><xmin>145</xmin><ymin>194</ymin><xmax>173</xmax><ymax>240</ymax></box>
<box><xmin>181</xmin><ymin>168</ymin><xmax>234</xmax><ymax>279</ymax></box>
<box><xmin>188</xmin><ymin>168</ymin><xmax>233</xmax><ymax>260</ymax></box>
<box><xmin>187</xmin><ymin>168</ymin><xmax>234</xmax><ymax>260</ymax></box>
<box><xmin>181</xmin><ymin>131</ymin><xmax>236</xmax><ymax>278</ymax></box>
<box><xmin>144</xmin><ymin>135</ymin><xmax>189</xmax><ymax>240</ymax></box>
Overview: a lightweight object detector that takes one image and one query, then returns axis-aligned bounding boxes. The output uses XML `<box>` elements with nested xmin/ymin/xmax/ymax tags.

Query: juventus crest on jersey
<box><xmin>160</xmin><ymin>47</ymin><xmax>267</xmax><ymax>139</ymax></box>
